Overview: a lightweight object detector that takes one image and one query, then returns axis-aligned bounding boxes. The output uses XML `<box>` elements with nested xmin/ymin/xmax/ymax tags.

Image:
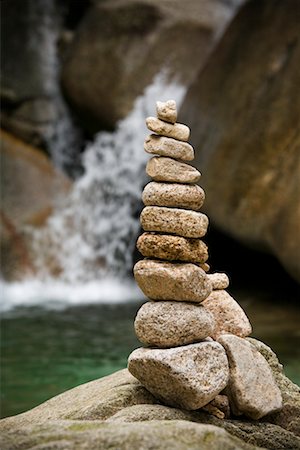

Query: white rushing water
<box><xmin>1</xmin><ymin>73</ymin><xmax>186</xmax><ymax>312</ymax></box>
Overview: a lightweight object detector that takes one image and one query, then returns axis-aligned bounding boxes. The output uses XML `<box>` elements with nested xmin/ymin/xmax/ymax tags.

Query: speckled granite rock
<box><xmin>146</xmin><ymin>117</ymin><xmax>190</xmax><ymax>141</ymax></box>
<box><xmin>142</xmin><ymin>181</ymin><xmax>205</xmax><ymax>210</ymax></box>
<box><xmin>146</xmin><ymin>156</ymin><xmax>201</xmax><ymax>183</ymax></box>
<box><xmin>128</xmin><ymin>342</ymin><xmax>229</xmax><ymax>410</ymax></box>
<box><xmin>156</xmin><ymin>100</ymin><xmax>177</xmax><ymax>124</ymax></box>
<box><xmin>134</xmin><ymin>301</ymin><xmax>215</xmax><ymax>347</ymax></box>
<box><xmin>140</xmin><ymin>206</ymin><xmax>209</xmax><ymax>238</ymax></box>
<box><xmin>134</xmin><ymin>259</ymin><xmax>212</xmax><ymax>302</ymax></box>
<box><xmin>144</xmin><ymin>134</ymin><xmax>194</xmax><ymax>160</ymax></box>
<box><xmin>208</xmin><ymin>273</ymin><xmax>230</xmax><ymax>290</ymax></box>
<box><xmin>137</xmin><ymin>233</ymin><xmax>208</xmax><ymax>263</ymax></box>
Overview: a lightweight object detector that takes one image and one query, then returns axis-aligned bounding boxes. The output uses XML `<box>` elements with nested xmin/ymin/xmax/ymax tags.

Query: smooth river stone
<box><xmin>142</xmin><ymin>182</ymin><xmax>205</xmax><ymax>211</ymax></box>
<box><xmin>156</xmin><ymin>100</ymin><xmax>177</xmax><ymax>123</ymax></box>
<box><xmin>146</xmin><ymin>117</ymin><xmax>190</xmax><ymax>142</ymax></box>
<box><xmin>128</xmin><ymin>342</ymin><xmax>229</xmax><ymax>410</ymax></box>
<box><xmin>144</xmin><ymin>134</ymin><xmax>194</xmax><ymax>161</ymax></box>
<box><xmin>202</xmin><ymin>290</ymin><xmax>252</xmax><ymax>339</ymax></box>
<box><xmin>140</xmin><ymin>206</ymin><xmax>209</xmax><ymax>238</ymax></box>
<box><xmin>133</xmin><ymin>259</ymin><xmax>212</xmax><ymax>302</ymax></box>
<box><xmin>208</xmin><ymin>273</ymin><xmax>230</xmax><ymax>290</ymax></box>
<box><xmin>146</xmin><ymin>156</ymin><xmax>201</xmax><ymax>184</ymax></box>
<box><xmin>134</xmin><ymin>301</ymin><xmax>215</xmax><ymax>348</ymax></box>
<box><xmin>218</xmin><ymin>334</ymin><xmax>282</xmax><ymax>419</ymax></box>
<box><xmin>137</xmin><ymin>233</ymin><xmax>208</xmax><ymax>264</ymax></box>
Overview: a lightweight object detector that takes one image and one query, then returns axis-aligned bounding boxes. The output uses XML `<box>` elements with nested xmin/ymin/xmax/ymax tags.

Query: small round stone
<box><xmin>144</xmin><ymin>134</ymin><xmax>194</xmax><ymax>161</ymax></box>
<box><xmin>146</xmin><ymin>117</ymin><xmax>190</xmax><ymax>141</ymax></box>
<box><xmin>146</xmin><ymin>156</ymin><xmax>201</xmax><ymax>184</ymax></box>
<box><xmin>156</xmin><ymin>100</ymin><xmax>177</xmax><ymax>123</ymax></box>
<box><xmin>208</xmin><ymin>273</ymin><xmax>230</xmax><ymax>290</ymax></box>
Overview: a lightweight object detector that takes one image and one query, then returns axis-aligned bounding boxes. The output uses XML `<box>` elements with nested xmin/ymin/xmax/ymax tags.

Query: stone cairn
<box><xmin>128</xmin><ymin>100</ymin><xmax>282</xmax><ymax>420</ymax></box>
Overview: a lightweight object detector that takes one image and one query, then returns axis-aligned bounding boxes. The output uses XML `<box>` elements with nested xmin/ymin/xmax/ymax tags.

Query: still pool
<box><xmin>1</xmin><ymin>290</ymin><xmax>300</xmax><ymax>419</ymax></box>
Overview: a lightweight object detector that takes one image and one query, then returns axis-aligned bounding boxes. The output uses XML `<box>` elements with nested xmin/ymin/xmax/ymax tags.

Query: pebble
<box><xmin>146</xmin><ymin>117</ymin><xmax>190</xmax><ymax>142</ymax></box>
<box><xmin>142</xmin><ymin>181</ymin><xmax>205</xmax><ymax>211</ymax></box>
<box><xmin>140</xmin><ymin>206</ymin><xmax>209</xmax><ymax>238</ymax></box>
<box><xmin>134</xmin><ymin>259</ymin><xmax>212</xmax><ymax>302</ymax></box>
<box><xmin>208</xmin><ymin>273</ymin><xmax>230</xmax><ymax>290</ymax></box>
<box><xmin>134</xmin><ymin>301</ymin><xmax>215</xmax><ymax>348</ymax></box>
<box><xmin>128</xmin><ymin>342</ymin><xmax>229</xmax><ymax>410</ymax></box>
<box><xmin>156</xmin><ymin>100</ymin><xmax>177</xmax><ymax>123</ymax></box>
<box><xmin>137</xmin><ymin>233</ymin><xmax>208</xmax><ymax>264</ymax></box>
<box><xmin>146</xmin><ymin>156</ymin><xmax>201</xmax><ymax>184</ymax></box>
<box><xmin>144</xmin><ymin>134</ymin><xmax>194</xmax><ymax>160</ymax></box>
<box><xmin>218</xmin><ymin>334</ymin><xmax>282</xmax><ymax>419</ymax></box>
<box><xmin>200</xmin><ymin>262</ymin><xmax>210</xmax><ymax>272</ymax></box>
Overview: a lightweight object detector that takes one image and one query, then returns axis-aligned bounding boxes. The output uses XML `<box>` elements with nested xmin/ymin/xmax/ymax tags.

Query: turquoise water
<box><xmin>1</xmin><ymin>290</ymin><xmax>300</xmax><ymax>419</ymax></box>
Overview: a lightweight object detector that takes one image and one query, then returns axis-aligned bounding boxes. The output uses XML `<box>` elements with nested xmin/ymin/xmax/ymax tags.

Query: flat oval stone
<box><xmin>208</xmin><ymin>273</ymin><xmax>230</xmax><ymax>290</ymax></box>
<box><xmin>218</xmin><ymin>334</ymin><xmax>282</xmax><ymax>420</ymax></box>
<box><xmin>137</xmin><ymin>233</ymin><xmax>208</xmax><ymax>264</ymax></box>
<box><xmin>144</xmin><ymin>134</ymin><xmax>194</xmax><ymax>161</ymax></box>
<box><xmin>202</xmin><ymin>290</ymin><xmax>252</xmax><ymax>339</ymax></box>
<box><xmin>134</xmin><ymin>301</ymin><xmax>215</xmax><ymax>348</ymax></box>
<box><xmin>156</xmin><ymin>100</ymin><xmax>177</xmax><ymax>124</ymax></box>
<box><xmin>146</xmin><ymin>117</ymin><xmax>190</xmax><ymax>141</ymax></box>
<box><xmin>134</xmin><ymin>259</ymin><xmax>212</xmax><ymax>302</ymax></box>
<box><xmin>140</xmin><ymin>206</ymin><xmax>209</xmax><ymax>238</ymax></box>
<box><xmin>142</xmin><ymin>182</ymin><xmax>205</xmax><ymax>211</ymax></box>
<box><xmin>128</xmin><ymin>342</ymin><xmax>229</xmax><ymax>410</ymax></box>
<box><xmin>146</xmin><ymin>156</ymin><xmax>201</xmax><ymax>183</ymax></box>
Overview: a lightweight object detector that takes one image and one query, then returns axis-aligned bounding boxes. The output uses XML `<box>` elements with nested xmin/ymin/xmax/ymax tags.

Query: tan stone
<box><xmin>144</xmin><ymin>134</ymin><xmax>194</xmax><ymax>161</ymax></box>
<box><xmin>140</xmin><ymin>206</ymin><xmax>209</xmax><ymax>238</ymax></box>
<box><xmin>208</xmin><ymin>273</ymin><xmax>230</xmax><ymax>290</ymax></box>
<box><xmin>156</xmin><ymin>100</ymin><xmax>177</xmax><ymax>123</ymax></box>
<box><xmin>218</xmin><ymin>334</ymin><xmax>283</xmax><ymax>420</ymax></box>
<box><xmin>142</xmin><ymin>181</ymin><xmax>205</xmax><ymax>211</ymax></box>
<box><xmin>146</xmin><ymin>156</ymin><xmax>201</xmax><ymax>184</ymax></box>
<box><xmin>202</xmin><ymin>290</ymin><xmax>252</xmax><ymax>339</ymax></box>
<box><xmin>128</xmin><ymin>342</ymin><xmax>229</xmax><ymax>410</ymax></box>
<box><xmin>137</xmin><ymin>233</ymin><xmax>208</xmax><ymax>264</ymax></box>
<box><xmin>200</xmin><ymin>262</ymin><xmax>210</xmax><ymax>272</ymax></box>
<box><xmin>134</xmin><ymin>259</ymin><xmax>212</xmax><ymax>302</ymax></box>
<box><xmin>134</xmin><ymin>301</ymin><xmax>215</xmax><ymax>347</ymax></box>
<box><xmin>146</xmin><ymin>117</ymin><xmax>190</xmax><ymax>141</ymax></box>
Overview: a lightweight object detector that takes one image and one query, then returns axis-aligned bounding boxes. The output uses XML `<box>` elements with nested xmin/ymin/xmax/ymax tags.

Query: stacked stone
<box><xmin>128</xmin><ymin>100</ymin><xmax>282</xmax><ymax>420</ymax></box>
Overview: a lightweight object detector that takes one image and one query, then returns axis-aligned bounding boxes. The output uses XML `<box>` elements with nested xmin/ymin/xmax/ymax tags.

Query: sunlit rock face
<box><xmin>180</xmin><ymin>0</ymin><xmax>300</xmax><ymax>284</ymax></box>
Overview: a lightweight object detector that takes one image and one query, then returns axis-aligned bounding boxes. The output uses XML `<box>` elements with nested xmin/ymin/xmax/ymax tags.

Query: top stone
<box><xmin>156</xmin><ymin>100</ymin><xmax>177</xmax><ymax>124</ymax></box>
<box><xmin>146</xmin><ymin>117</ymin><xmax>190</xmax><ymax>142</ymax></box>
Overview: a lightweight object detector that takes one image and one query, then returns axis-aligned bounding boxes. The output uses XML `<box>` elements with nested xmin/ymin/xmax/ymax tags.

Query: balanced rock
<box><xmin>144</xmin><ymin>134</ymin><xmax>194</xmax><ymax>161</ymax></box>
<box><xmin>134</xmin><ymin>301</ymin><xmax>215</xmax><ymax>348</ymax></box>
<box><xmin>202</xmin><ymin>290</ymin><xmax>252</xmax><ymax>339</ymax></box>
<box><xmin>208</xmin><ymin>273</ymin><xmax>230</xmax><ymax>290</ymax></box>
<box><xmin>137</xmin><ymin>233</ymin><xmax>208</xmax><ymax>264</ymax></box>
<box><xmin>134</xmin><ymin>259</ymin><xmax>212</xmax><ymax>302</ymax></box>
<box><xmin>142</xmin><ymin>181</ymin><xmax>205</xmax><ymax>211</ymax></box>
<box><xmin>156</xmin><ymin>100</ymin><xmax>177</xmax><ymax>124</ymax></box>
<box><xmin>218</xmin><ymin>334</ymin><xmax>283</xmax><ymax>420</ymax></box>
<box><xmin>128</xmin><ymin>342</ymin><xmax>229</xmax><ymax>410</ymax></box>
<box><xmin>200</xmin><ymin>262</ymin><xmax>210</xmax><ymax>272</ymax></box>
<box><xmin>140</xmin><ymin>206</ymin><xmax>209</xmax><ymax>238</ymax></box>
<box><xmin>146</xmin><ymin>156</ymin><xmax>201</xmax><ymax>184</ymax></box>
<box><xmin>146</xmin><ymin>117</ymin><xmax>190</xmax><ymax>142</ymax></box>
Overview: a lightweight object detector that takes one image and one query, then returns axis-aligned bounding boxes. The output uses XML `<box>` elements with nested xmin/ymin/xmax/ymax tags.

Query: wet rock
<box><xmin>208</xmin><ymin>273</ymin><xmax>230</xmax><ymax>290</ymax></box>
<box><xmin>140</xmin><ymin>206</ymin><xmax>209</xmax><ymax>238</ymax></box>
<box><xmin>142</xmin><ymin>181</ymin><xmax>205</xmax><ymax>210</ymax></box>
<box><xmin>134</xmin><ymin>301</ymin><xmax>215</xmax><ymax>347</ymax></box>
<box><xmin>202</xmin><ymin>290</ymin><xmax>252</xmax><ymax>338</ymax></box>
<box><xmin>156</xmin><ymin>100</ymin><xmax>177</xmax><ymax>123</ymax></box>
<box><xmin>146</xmin><ymin>117</ymin><xmax>190</xmax><ymax>142</ymax></box>
<box><xmin>144</xmin><ymin>134</ymin><xmax>194</xmax><ymax>161</ymax></box>
<box><xmin>146</xmin><ymin>156</ymin><xmax>201</xmax><ymax>183</ymax></box>
<box><xmin>137</xmin><ymin>232</ymin><xmax>208</xmax><ymax>263</ymax></box>
<box><xmin>128</xmin><ymin>342</ymin><xmax>229</xmax><ymax>410</ymax></box>
<box><xmin>134</xmin><ymin>259</ymin><xmax>212</xmax><ymax>302</ymax></box>
<box><xmin>218</xmin><ymin>334</ymin><xmax>282</xmax><ymax>420</ymax></box>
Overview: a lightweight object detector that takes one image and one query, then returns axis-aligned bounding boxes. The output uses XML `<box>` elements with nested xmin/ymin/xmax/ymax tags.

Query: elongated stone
<box><xmin>137</xmin><ymin>233</ymin><xmax>208</xmax><ymax>264</ymax></box>
<box><xmin>134</xmin><ymin>259</ymin><xmax>212</xmax><ymax>302</ymax></box>
<box><xmin>208</xmin><ymin>273</ymin><xmax>230</xmax><ymax>290</ymax></box>
<box><xmin>156</xmin><ymin>100</ymin><xmax>177</xmax><ymax>123</ymax></box>
<box><xmin>218</xmin><ymin>334</ymin><xmax>282</xmax><ymax>419</ymax></box>
<box><xmin>146</xmin><ymin>117</ymin><xmax>190</xmax><ymax>141</ymax></box>
<box><xmin>146</xmin><ymin>156</ymin><xmax>201</xmax><ymax>183</ymax></box>
<box><xmin>140</xmin><ymin>206</ymin><xmax>209</xmax><ymax>238</ymax></box>
<box><xmin>202</xmin><ymin>290</ymin><xmax>252</xmax><ymax>339</ymax></box>
<box><xmin>134</xmin><ymin>301</ymin><xmax>215</xmax><ymax>348</ymax></box>
<box><xmin>142</xmin><ymin>182</ymin><xmax>205</xmax><ymax>211</ymax></box>
<box><xmin>144</xmin><ymin>134</ymin><xmax>194</xmax><ymax>161</ymax></box>
<box><xmin>128</xmin><ymin>342</ymin><xmax>229</xmax><ymax>410</ymax></box>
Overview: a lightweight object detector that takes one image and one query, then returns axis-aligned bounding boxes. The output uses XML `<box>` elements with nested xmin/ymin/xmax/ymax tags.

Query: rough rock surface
<box><xmin>128</xmin><ymin>342</ymin><xmax>229</xmax><ymax>410</ymax></box>
<box><xmin>202</xmin><ymin>290</ymin><xmax>252</xmax><ymax>338</ymax></box>
<box><xmin>156</xmin><ymin>100</ymin><xmax>177</xmax><ymax>123</ymax></box>
<box><xmin>218</xmin><ymin>334</ymin><xmax>282</xmax><ymax>420</ymax></box>
<box><xmin>208</xmin><ymin>273</ymin><xmax>230</xmax><ymax>290</ymax></box>
<box><xmin>134</xmin><ymin>259</ymin><xmax>212</xmax><ymax>302</ymax></box>
<box><xmin>142</xmin><ymin>181</ymin><xmax>205</xmax><ymax>210</ymax></box>
<box><xmin>180</xmin><ymin>0</ymin><xmax>300</xmax><ymax>283</ymax></box>
<box><xmin>144</xmin><ymin>134</ymin><xmax>194</xmax><ymax>161</ymax></box>
<box><xmin>140</xmin><ymin>206</ymin><xmax>209</xmax><ymax>238</ymax></box>
<box><xmin>137</xmin><ymin>232</ymin><xmax>208</xmax><ymax>263</ymax></box>
<box><xmin>134</xmin><ymin>301</ymin><xmax>215</xmax><ymax>347</ymax></box>
<box><xmin>146</xmin><ymin>117</ymin><xmax>190</xmax><ymax>141</ymax></box>
<box><xmin>146</xmin><ymin>156</ymin><xmax>201</xmax><ymax>183</ymax></box>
